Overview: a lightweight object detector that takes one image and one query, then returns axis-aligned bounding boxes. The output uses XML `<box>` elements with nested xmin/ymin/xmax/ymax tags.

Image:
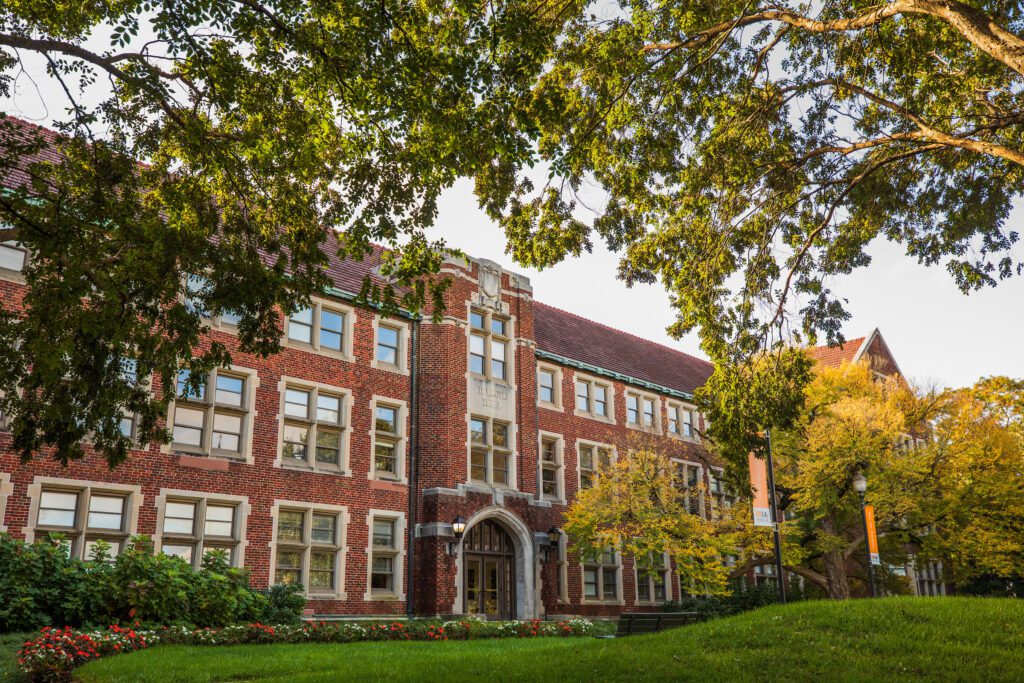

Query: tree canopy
<box><xmin>478</xmin><ymin>1</ymin><xmax>1024</xmax><ymax>362</ymax></box>
<box><xmin>0</xmin><ymin>0</ymin><xmax>561</xmax><ymax>465</ymax></box>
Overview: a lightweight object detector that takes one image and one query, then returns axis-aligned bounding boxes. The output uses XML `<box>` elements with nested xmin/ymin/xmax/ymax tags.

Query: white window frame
<box><xmin>23</xmin><ymin>477</ymin><xmax>142</xmax><ymax>561</ymax></box>
<box><xmin>369</xmin><ymin>396</ymin><xmax>408</xmax><ymax>483</ymax></box>
<box><xmin>581</xmin><ymin>546</ymin><xmax>623</xmax><ymax>605</ymax></box>
<box><xmin>268</xmin><ymin>500</ymin><xmax>348</xmax><ymax>599</ymax></box>
<box><xmin>276</xmin><ymin>377</ymin><xmax>352</xmax><ymax>475</ymax></box>
<box><xmin>673</xmin><ymin>459</ymin><xmax>705</xmax><ymax>518</ymax></box>
<box><xmin>0</xmin><ymin>473</ymin><xmax>12</xmax><ymax>533</ymax></box>
<box><xmin>536</xmin><ymin>363</ymin><xmax>563</xmax><ymax>410</ymax></box>
<box><xmin>573</xmin><ymin>372</ymin><xmax>615</xmax><ymax>423</ymax></box>
<box><xmin>468</xmin><ymin>415</ymin><xmax>515</xmax><ymax>488</ymax></box>
<box><xmin>154</xmin><ymin>489</ymin><xmax>250</xmax><ymax>568</ymax></box>
<box><xmin>635</xmin><ymin>552</ymin><xmax>670</xmax><ymax>605</ymax></box>
<box><xmin>371</xmin><ymin>315</ymin><xmax>410</xmax><ymax>375</ymax></box>
<box><xmin>282</xmin><ymin>296</ymin><xmax>356</xmax><ymax>361</ymax></box>
<box><xmin>575</xmin><ymin>439</ymin><xmax>615</xmax><ymax>493</ymax></box>
<box><xmin>467</xmin><ymin>307</ymin><xmax>513</xmax><ymax>382</ymax></box>
<box><xmin>538</xmin><ymin>432</ymin><xmax>565</xmax><ymax>503</ymax></box>
<box><xmin>363</xmin><ymin>510</ymin><xmax>407</xmax><ymax>601</ymax></box>
<box><xmin>165</xmin><ymin>365</ymin><xmax>259</xmax><ymax>463</ymax></box>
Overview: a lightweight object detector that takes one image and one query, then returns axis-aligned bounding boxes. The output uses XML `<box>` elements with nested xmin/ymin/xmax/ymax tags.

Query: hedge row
<box><xmin>18</xmin><ymin>618</ymin><xmax>597</xmax><ymax>681</ymax></box>
<box><xmin>0</xmin><ymin>534</ymin><xmax>305</xmax><ymax>632</ymax></box>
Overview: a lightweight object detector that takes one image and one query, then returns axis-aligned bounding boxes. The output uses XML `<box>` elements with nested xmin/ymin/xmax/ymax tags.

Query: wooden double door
<box><xmin>463</xmin><ymin>520</ymin><xmax>516</xmax><ymax>620</ymax></box>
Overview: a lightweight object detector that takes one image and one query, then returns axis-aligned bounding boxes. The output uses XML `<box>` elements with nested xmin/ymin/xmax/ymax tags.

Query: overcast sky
<box><xmin>435</xmin><ymin>179</ymin><xmax>1024</xmax><ymax>390</ymax></box>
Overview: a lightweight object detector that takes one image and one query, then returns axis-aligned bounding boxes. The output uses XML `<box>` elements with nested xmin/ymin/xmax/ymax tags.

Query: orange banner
<box><xmin>748</xmin><ymin>453</ymin><xmax>772</xmax><ymax>527</ymax></box>
<box><xmin>864</xmin><ymin>505</ymin><xmax>881</xmax><ymax>565</ymax></box>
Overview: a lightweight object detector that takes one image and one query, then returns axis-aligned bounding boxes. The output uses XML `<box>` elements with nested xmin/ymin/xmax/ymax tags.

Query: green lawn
<box><xmin>70</xmin><ymin>598</ymin><xmax>1024</xmax><ymax>681</ymax></box>
<box><xmin>0</xmin><ymin>633</ymin><xmax>31</xmax><ymax>683</ymax></box>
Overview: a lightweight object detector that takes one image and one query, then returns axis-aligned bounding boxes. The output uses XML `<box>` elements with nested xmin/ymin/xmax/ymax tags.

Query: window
<box><xmin>916</xmin><ymin>561</ymin><xmax>946</xmax><ymax>596</ymax></box>
<box><xmin>117</xmin><ymin>358</ymin><xmax>141</xmax><ymax>441</ymax></box>
<box><xmin>709</xmin><ymin>468</ymin><xmax>737</xmax><ymax>517</ymax></box>
<box><xmin>754</xmin><ymin>563</ymin><xmax>777</xmax><ymax>587</ymax></box>
<box><xmin>372</xmin><ymin>401</ymin><xmax>405</xmax><ymax>480</ymax></box>
<box><xmin>575</xmin><ymin>375</ymin><xmax>612</xmax><ymax>420</ymax></box>
<box><xmin>626</xmin><ymin>391</ymin><xmax>659</xmax><ymax>431</ymax></box>
<box><xmin>273</xmin><ymin>505</ymin><xmax>345</xmax><ymax>595</ymax></box>
<box><xmin>280</xmin><ymin>383</ymin><xmax>347</xmax><ymax>472</ymax></box>
<box><xmin>468</xmin><ymin>309</ymin><xmax>511</xmax><ymax>381</ymax></box>
<box><xmin>674</xmin><ymin>461</ymin><xmax>704</xmax><ymax>517</ymax></box>
<box><xmin>32</xmin><ymin>485</ymin><xmax>134</xmax><ymax>560</ymax></box>
<box><xmin>160</xmin><ymin>496</ymin><xmax>243</xmax><ymax>567</ymax></box>
<box><xmin>583</xmin><ymin>548</ymin><xmax>620</xmax><ymax>602</ymax></box>
<box><xmin>170</xmin><ymin>368</ymin><xmax>253</xmax><ymax>459</ymax></box>
<box><xmin>370</xmin><ymin>516</ymin><xmax>400</xmax><ymax>597</ymax></box>
<box><xmin>469</xmin><ymin>416</ymin><xmax>512</xmax><ymax>486</ymax></box>
<box><xmin>0</xmin><ymin>242</ymin><xmax>26</xmax><ymax>274</ymax></box>
<box><xmin>184</xmin><ymin>274</ymin><xmax>241</xmax><ymax>327</ymax></box>
<box><xmin>540</xmin><ymin>435</ymin><xmax>563</xmax><ymax>501</ymax></box>
<box><xmin>636</xmin><ymin>553</ymin><xmax>669</xmax><ymax>604</ymax></box>
<box><xmin>286</xmin><ymin>300</ymin><xmax>350</xmax><ymax>355</ymax></box>
<box><xmin>376</xmin><ymin>324</ymin><xmax>401</xmax><ymax>368</ymax></box>
<box><xmin>537</xmin><ymin>365</ymin><xmax>562</xmax><ymax>408</ymax></box>
<box><xmin>578</xmin><ymin>443</ymin><xmax>613</xmax><ymax>490</ymax></box>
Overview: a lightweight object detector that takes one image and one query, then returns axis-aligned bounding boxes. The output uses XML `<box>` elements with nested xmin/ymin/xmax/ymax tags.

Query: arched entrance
<box><xmin>463</xmin><ymin>519</ymin><xmax>516</xmax><ymax>620</ymax></box>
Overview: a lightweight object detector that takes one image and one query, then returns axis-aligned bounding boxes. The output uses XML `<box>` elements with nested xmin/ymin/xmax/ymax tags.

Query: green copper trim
<box><xmin>534</xmin><ymin>349</ymin><xmax>696</xmax><ymax>400</ymax></box>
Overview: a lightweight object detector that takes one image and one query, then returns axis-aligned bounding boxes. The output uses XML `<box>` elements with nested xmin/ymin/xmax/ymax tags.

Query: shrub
<box><xmin>663</xmin><ymin>581</ymin><xmax>812</xmax><ymax>621</ymax></box>
<box><xmin>259</xmin><ymin>583</ymin><xmax>307</xmax><ymax>625</ymax></box>
<box><xmin>0</xmin><ymin>534</ymin><xmax>301</xmax><ymax>633</ymax></box>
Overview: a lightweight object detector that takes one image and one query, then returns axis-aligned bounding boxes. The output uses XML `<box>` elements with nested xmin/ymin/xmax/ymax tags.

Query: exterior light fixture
<box><xmin>447</xmin><ymin>516</ymin><xmax>467</xmax><ymax>555</ymax></box>
<box><xmin>542</xmin><ymin>526</ymin><xmax>562</xmax><ymax>563</ymax></box>
<box><xmin>852</xmin><ymin>472</ymin><xmax>877</xmax><ymax>597</ymax></box>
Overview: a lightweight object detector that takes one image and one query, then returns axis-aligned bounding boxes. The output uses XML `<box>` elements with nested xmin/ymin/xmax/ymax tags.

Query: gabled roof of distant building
<box><xmin>533</xmin><ymin>302</ymin><xmax>714</xmax><ymax>397</ymax></box>
<box><xmin>807</xmin><ymin>328</ymin><xmax>904</xmax><ymax>379</ymax></box>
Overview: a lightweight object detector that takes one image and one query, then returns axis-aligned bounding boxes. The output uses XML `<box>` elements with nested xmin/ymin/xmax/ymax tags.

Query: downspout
<box><xmin>406</xmin><ymin>318</ymin><xmax>420</xmax><ymax>619</ymax></box>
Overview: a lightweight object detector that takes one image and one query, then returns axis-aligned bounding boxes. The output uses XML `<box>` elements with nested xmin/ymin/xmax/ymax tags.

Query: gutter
<box><xmin>406</xmin><ymin>318</ymin><xmax>420</xmax><ymax>619</ymax></box>
<box><xmin>534</xmin><ymin>349</ymin><xmax>697</xmax><ymax>401</ymax></box>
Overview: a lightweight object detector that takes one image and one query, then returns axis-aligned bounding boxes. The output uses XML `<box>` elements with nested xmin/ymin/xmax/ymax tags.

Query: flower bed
<box><xmin>18</xmin><ymin>617</ymin><xmax>594</xmax><ymax>681</ymax></box>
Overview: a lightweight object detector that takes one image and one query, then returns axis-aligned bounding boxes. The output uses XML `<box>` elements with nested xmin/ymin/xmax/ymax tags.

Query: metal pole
<box><xmin>764</xmin><ymin>430</ymin><xmax>787</xmax><ymax>604</ymax></box>
<box><xmin>858</xmin><ymin>491</ymin><xmax>878</xmax><ymax>598</ymax></box>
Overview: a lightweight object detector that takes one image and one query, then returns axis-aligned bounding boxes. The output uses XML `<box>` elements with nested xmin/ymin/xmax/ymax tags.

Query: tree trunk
<box><xmin>822</xmin><ymin>514</ymin><xmax>850</xmax><ymax>599</ymax></box>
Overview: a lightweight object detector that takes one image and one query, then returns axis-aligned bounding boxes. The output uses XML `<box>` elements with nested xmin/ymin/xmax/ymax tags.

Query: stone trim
<box><xmin>368</xmin><ymin>395</ymin><xmax>409</xmax><ymax>484</ymax></box>
<box><xmin>363</xmin><ymin>509</ymin><xmax>407</xmax><ymax>602</ymax></box>
<box><xmin>274</xmin><ymin>376</ymin><xmax>353</xmax><ymax>476</ymax></box>
<box><xmin>0</xmin><ymin>472</ymin><xmax>12</xmax><ymax>532</ymax></box>
<box><xmin>267</xmin><ymin>499</ymin><xmax>349</xmax><ymax>600</ymax></box>
<box><xmin>370</xmin><ymin>315</ymin><xmax>410</xmax><ymax>376</ymax></box>
<box><xmin>537</xmin><ymin>431</ymin><xmax>566</xmax><ymax>505</ymax></box>
<box><xmin>153</xmin><ymin>488</ymin><xmax>251</xmax><ymax>567</ymax></box>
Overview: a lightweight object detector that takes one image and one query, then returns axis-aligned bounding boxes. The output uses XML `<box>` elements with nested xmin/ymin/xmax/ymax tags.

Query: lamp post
<box><xmin>852</xmin><ymin>473</ymin><xmax>878</xmax><ymax>598</ymax></box>
<box><xmin>543</xmin><ymin>527</ymin><xmax>562</xmax><ymax>563</ymax></box>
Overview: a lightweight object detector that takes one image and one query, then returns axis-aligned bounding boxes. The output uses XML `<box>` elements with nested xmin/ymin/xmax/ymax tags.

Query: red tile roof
<box><xmin>534</xmin><ymin>302</ymin><xmax>714</xmax><ymax>395</ymax></box>
<box><xmin>805</xmin><ymin>337</ymin><xmax>866</xmax><ymax>368</ymax></box>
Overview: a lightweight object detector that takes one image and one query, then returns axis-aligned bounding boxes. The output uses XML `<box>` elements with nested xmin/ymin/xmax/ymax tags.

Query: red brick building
<box><xmin>0</xmin><ymin>118</ymin><xmax>727</xmax><ymax>620</ymax></box>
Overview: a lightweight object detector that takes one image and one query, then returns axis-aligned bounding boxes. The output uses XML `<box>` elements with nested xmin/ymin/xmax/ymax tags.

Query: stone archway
<box><xmin>453</xmin><ymin>507</ymin><xmax>536</xmax><ymax>619</ymax></box>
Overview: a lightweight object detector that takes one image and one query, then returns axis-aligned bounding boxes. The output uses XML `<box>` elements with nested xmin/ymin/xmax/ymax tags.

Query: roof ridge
<box><xmin>808</xmin><ymin>335</ymin><xmax>866</xmax><ymax>351</ymax></box>
<box><xmin>534</xmin><ymin>300</ymin><xmax>712</xmax><ymax>369</ymax></box>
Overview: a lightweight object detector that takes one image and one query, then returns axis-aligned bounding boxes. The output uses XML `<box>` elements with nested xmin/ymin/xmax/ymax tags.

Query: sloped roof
<box><xmin>805</xmin><ymin>336</ymin><xmax>866</xmax><ymax>368</ymax></box>
<box><xmin>534</xmin><ymin>302</ymin><xmax>714</xmax><ymax>396</ymax></box>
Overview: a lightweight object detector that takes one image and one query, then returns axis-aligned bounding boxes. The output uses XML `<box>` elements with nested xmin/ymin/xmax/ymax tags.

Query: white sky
<box><xmin>435</xmin><ymin>179</ymin><xmax>1024</xmax><ymax>390</ymax></box>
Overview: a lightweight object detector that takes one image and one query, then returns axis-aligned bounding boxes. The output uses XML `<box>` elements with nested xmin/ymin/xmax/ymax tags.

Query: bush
<box><xmin>259</xmin><ymin>583</ymin><xmax>307</xmax><ymax>625</ymax></box>
<box><xmin>663</xmin><ymin>581</ymin><xmax>812</xmax><ymax>621</ymax></box>
<box><xmin>0</xmin><ymin>534</ymin><xmax>300</xmax><ymax>633</ymax></box>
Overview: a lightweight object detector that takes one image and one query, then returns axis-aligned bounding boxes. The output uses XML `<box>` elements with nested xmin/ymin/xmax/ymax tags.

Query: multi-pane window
<box><xmin>370</xmin><ymin>517</ymin><xmax>400</xmax><ymax>596</ymax></box>
<box><xmin>0</xmin><ymin>242</ymin><xmax>26</xmax><ymax>273</ymax></box>
<box><xmin>170</xmin><ymin>368</ymin><xmax>251</xmax><ymax>458</ymax></box>
<box><xmin>916</xmin><ymin>561</ymin><xmax>946</xmax><ymax>596</ymax></box>
<box><xmin>583</xmin><ymin>548</ymin><xmax>619</xmax><ymax>602</ymax></box>
<box><xmin>754</xmin><ymin>563</ymin><xmax>777</xmax><ymax>587</ymax></box>
<box><xmin>675</xmin><ymin>461</ymin><xmax>704</xmax><ymax>517</ymax></box>
<box><xmin>376</xmin><ymin>324</ymin><xmax>402</xmax><ymax>368</ymax></box>
<box><xmin>709</xmin><ymin>468</ymin><xmax>737</xmax><ymax>517</ymax></box>
<box><xmin>469</xmin><ymin>416</ymin><xmax>512</xmax><ymax>486</ymax></box>
<box><xmin>274</xmin><ymin>507</ymin><xmax>344</xmax><ymax>594</ymax></box>
<box><xmin>636</xmin><ymin>553</ymin><xmax>669</xmax><ymax>603</ymax></box>
<box><xmin>34</xmin><ymin>487</ymin><xmax>131</xmax><ymax>560</ymax></box>
<box><xmin>286</xmin><ymin>302</ymin><xmax>348</xmax><ymax>354</ymax></box>
<box><xmin>537</xmin><ymin>366</ymin><xmax>560</xmax><ymax>407</ymax></box>
<box><xmin>626</xmin><ymin>391</ymin><xmax>658</xmax><ymax>430</ymax></box>
<box><xmin>540</xmin><ymin>436</ymin><xmax>563</xmax><ymax>500</ymax></box>
<box><xmin>184</xmin><ymin>274</ymin><xmax>241</xmax><ymax>325</ymax></box>
<box><xmin>281</xmin><ymin>384</ymin><xmax>346</xmax><ymax>471</ymax></box>
<box><xmin>468</xmin><ymin>309</ymin><xmax>511</xmax><ymax>381</ymax></box>
<box><xmin>373</xmin><ymin>402</ymin><xmax>403</xmax><ymax>480</ymax></box>
<box><xmin>578</xmin><ymin>443</ymin><xmax>612</xmax><ymax>489</ymax></box>
<box><xmin>117</xmin><ymin>358</ymin><xmax>140</xmax><ymax>441</ymax></box>
<box><xmin>160</xmin><ymin>498</ymin><xmax>242</xmax><ymax>567</ymax></box>
<box><xmin>575</xmin><ymin>376</ymin><xmax>611</xmax><ymax>419</ymax></box>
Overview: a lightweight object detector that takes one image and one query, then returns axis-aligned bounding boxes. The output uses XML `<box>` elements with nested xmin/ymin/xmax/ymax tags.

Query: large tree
<box><xmin>0</xmin><ymin>0</ymin><xmax>561</xmax><ymax>465</ymax></box>
<box><xmin>478</xmin><ymin>1</ymin><xmax>1024</xmax><ymax>363</ymax></box>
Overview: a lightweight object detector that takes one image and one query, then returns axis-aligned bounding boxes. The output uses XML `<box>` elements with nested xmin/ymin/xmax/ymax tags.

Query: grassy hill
<box><xmin>73</xmin><ymin>597</ymin><xmax>1024</xmax><ymax>682</ymax></box>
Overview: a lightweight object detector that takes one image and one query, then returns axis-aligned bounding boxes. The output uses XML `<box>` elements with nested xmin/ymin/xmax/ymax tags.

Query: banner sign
<box><xmin>748</xmin><ymin>453</ymin><xmax>773</xmax><ymax>527</ymax></box>
<box><xmin>864</xmin><ymin>505</ymin><xmax>881</xmax><ymax>565</ymax></box>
